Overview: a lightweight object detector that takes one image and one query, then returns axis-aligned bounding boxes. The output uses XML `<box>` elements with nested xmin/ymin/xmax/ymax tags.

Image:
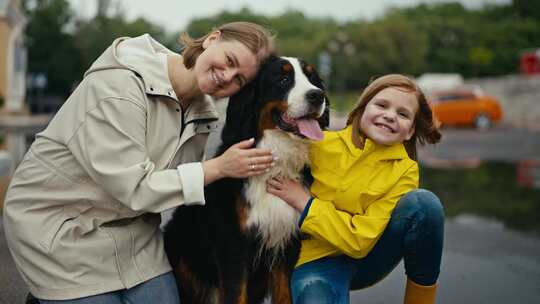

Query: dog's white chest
<box><xmin>243</xmin><ymin>130</ymin><xmax>310</xmax><ymax>251</ymax></box>
<box><xmin>244</xmin><ymin>183</ymin><xmax>299</xmax><ymax>250</ymax></box>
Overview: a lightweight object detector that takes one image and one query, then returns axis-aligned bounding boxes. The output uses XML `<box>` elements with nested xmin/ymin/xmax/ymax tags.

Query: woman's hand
<box><xmin>203</xmin><ymin>138</ymin><xmax>274</xmax><ymax>184</ymax></box>
<box><xmin>266</xmin><ymin>177</ymin><xmax>311</xmax><ymax>212</ymax></box>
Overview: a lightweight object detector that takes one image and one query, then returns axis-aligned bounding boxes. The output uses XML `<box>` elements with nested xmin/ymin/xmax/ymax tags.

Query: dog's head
<box><xmin>220</xmin><ymin>55</ymin><xmax>329</xmax><ymax>151</ymax></box>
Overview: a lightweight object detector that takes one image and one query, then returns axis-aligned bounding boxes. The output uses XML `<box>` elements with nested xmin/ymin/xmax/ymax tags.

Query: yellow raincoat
<box><xmin>297</xmin><ymin>125</ymin><xmax>419</xmax><ymax>266</ymax></box>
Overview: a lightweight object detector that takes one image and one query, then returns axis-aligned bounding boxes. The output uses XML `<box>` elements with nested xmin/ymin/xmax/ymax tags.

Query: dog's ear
<box><xmin>218</xmin><ymin>76</ymin><xmax>260</xmax><ymax>154</ymax></box>
<box><xmin>299</xmin><ymin>59</ymin><xmax>330</xmax><ymax>130</ymax></box>
<box><xmin>307</xmin><ymin>67</ymin><xmax>327</xmax><ymax>92</ymax></box>
<box><xmin>318</xmin><ymin>97</ymin><xmax>331</xmax><ymax>130</ymax></box>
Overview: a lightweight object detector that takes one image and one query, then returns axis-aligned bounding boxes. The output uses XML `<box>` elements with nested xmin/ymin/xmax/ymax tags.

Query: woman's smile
<box><xmin>211</xmin><ymin>69</ymin><xmax>224</xmax><ymax>87</ymax></box>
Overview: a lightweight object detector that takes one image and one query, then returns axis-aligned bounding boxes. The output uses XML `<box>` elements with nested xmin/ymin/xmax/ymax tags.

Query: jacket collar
<box><xmin>184</xmin><ymin>95</ymin><xmax>220</xmax><ymax>122</ymax></box>
<box><xmin>337</xmin><ymin>125</ymin><xmax>409</xmax><ymax>161</ymax></box>
<box><xmin>85</xmin><ymin>34</ymin><xmax>177</xmax><ymax>100</ymax></box>
<box><xmin>113</xmin><ymin>34</ymin><xmax>178</xmax><ymax>99</ymax></box>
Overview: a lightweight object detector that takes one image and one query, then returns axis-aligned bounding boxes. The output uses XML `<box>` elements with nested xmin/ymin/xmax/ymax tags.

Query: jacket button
<box><xmin>207</xmin><ymin>125</ymin><xmax>211</xmax><ymax>129</ymax></box>
<box><xmin>167</xmin><ymin>91</ymin><xmax>172</xmax><ymax>96</ymax></box>
<box><xmin>150</xmin><ymin>87</ymin><xmax>154</xmax><ymax>91</ymax></box>
<box><xmin>176</xmin><ymin>108</ymin><xmax>180</xmax><ymax>112</ymax></box>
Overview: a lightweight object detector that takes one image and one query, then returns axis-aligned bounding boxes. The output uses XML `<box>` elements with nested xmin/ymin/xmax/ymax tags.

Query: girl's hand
<box><xmin>203</xmin><ymin>138</ymin><xmax>274</xmax><ymax>184</ymax></box>
<box><xmin>266</xmin><ymin>177</ymin><xmax>311</xmax><ymax>212</ymax></box>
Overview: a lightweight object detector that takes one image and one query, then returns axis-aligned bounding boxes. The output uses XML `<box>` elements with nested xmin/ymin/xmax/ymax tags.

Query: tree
<box><xmin>24</xmin><ymin>0</ymin><xmax>82</xmax><ymax>95</ymax></box>
<box><xmin>513</xmin><ymin>0</ymin><xmax>540</xmax><ymax>21</ymax></box>
<box><xmin>23</xmin><ymin>0</ymin><xmax>168</xmax><ymax>96</ymax></box>
<box><xmin>335</xmin><ymin>15</ymin><xmax>427</xmax><ymax>90</ymax></box>
<box><xmin>74</xmin><ymin>16</ymin><xmax>166</xmax><ymax>71</ymax></box>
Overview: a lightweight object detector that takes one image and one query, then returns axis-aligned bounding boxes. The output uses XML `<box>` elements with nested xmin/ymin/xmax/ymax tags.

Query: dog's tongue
<box><xmin>297</xmin><ymin>119</ymin><xmax>324</xmax><ymax>141</ymax></box>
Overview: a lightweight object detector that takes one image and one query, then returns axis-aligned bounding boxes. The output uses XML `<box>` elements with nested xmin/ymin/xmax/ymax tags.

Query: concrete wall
<box><xmin>466</xmin><ymin>74</ymin><xmax>540</xmax><ymax>129</ymax></box>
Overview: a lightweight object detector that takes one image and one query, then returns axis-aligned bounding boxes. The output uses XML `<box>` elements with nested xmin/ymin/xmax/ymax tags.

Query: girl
<box><xmin>267</xmin><ymin>74</ymin><xmax>444</xmax><ymax>304</ymax></box>
<box><xmin>4</xmin><ymin>22</ymin><xmax>275</xmax><ymax>303</ymax></box>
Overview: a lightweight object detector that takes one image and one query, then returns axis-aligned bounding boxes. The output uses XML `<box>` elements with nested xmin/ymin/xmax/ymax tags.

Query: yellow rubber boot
<box><xmin>403</xmin><ymin>278</ymin><xmax>437</xmax><ymax>304</ymax></box>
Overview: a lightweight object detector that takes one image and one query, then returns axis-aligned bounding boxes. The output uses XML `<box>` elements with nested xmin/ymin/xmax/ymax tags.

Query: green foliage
<box><xmin>513</xmin><ymin>0</ymin><xmax>540</xmax><ymax>20</ymax></box>
<box><xmin>22</xmin><ymin>0</ymin><xmax>540</xmax><ymax>96</ymax></box>
<box><xmin>75</xmin><ymin>16</ymin><xmax>166</xmax><ymax>71</ymax></box>
<box><xmin>338</xmin><ymin>15</ymin><xmax>427</xmax><ymax>89</ymax></box>
<box><xmin>398</xmin><ymin>1</ymin><xmax>540</xmax><ymax>77</ymax></box>
<box><xmin>327</xmin><ymin>91</ymin><xmax>359</xmax><ymax>114</ymax></box>
<box><xmin>421</xmin><ymin>162</ymin><xmax>540</xmax><ymax>233</ymax></box>
<box><xmin>185</xmin><ymin>7</ymin><xmax>339</xmax><ymax>65</ymax></box>
<box><xmin>186</xmin><ymin>7</ymin><xmax>271</xmax><ymax>37</ymax></box>
<box><xmin>24</xmin><ymin>0</ymin><xmax>82</xmax><ymax>95</ymax></box>
<box><xmin>23</xmin><ymin>0</ymin><xmax>166</xmax><ymax>96</ymax></box>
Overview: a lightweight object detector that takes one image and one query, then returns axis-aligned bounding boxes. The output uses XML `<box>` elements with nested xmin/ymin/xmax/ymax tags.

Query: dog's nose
<box><xmin>306</xmin><ymin>89</ymin><xmax>325</xmax><ymax>106</ymax></box>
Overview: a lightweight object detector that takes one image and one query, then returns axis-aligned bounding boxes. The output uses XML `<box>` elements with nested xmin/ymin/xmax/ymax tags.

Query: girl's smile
<box><xmin>360</xmin><ymin>87</ymin><xmax>418</xmax><ymax>146</ymax></box>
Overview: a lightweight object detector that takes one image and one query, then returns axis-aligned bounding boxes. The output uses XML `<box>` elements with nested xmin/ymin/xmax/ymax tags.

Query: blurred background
<box><xmin>1</xmin><ymin>0</ymin><xmax>539</xmax><ymax>303</ymax></box>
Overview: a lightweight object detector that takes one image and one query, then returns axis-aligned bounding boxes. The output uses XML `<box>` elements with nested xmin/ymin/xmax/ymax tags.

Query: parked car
<box><xmin>429</xmin><ymin>89</ymin><xmax>503</xmax><ymax>130</ymax></box>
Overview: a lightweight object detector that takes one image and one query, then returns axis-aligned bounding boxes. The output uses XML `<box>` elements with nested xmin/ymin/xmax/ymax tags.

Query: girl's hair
<box><xmin>346</xmin><ymin>74</ymin><xmax>442</xmax><ymax>160</ymax></box>
<box><xmin>179</xmin><ymin>21</ymin><xmax>275</xmax><ymax>69</ymax></box>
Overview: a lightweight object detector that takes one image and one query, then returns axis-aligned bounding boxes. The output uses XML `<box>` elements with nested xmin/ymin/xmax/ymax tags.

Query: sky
<box><xmin>68</xmin><ymin>0</ymin><xmax>511</xmax><ymax>33</ymax></box>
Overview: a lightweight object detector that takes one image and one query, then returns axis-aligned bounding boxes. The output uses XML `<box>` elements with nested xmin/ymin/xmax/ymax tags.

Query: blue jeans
<box><xmin>290</xmin><ymin>189</ymin><xmax>445</xmax><ymax>304</ymax></box>
<box><xmin>38</xmin><ymin>272</ymin><xmax>180</xmax><ymax>304</ymax></box>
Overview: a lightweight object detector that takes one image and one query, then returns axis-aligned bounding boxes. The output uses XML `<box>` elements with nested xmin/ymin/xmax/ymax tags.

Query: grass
<box><xmin>421</xmin><ymin>162</ymin><xmax>540</xmax><ymax>234</ymax></box>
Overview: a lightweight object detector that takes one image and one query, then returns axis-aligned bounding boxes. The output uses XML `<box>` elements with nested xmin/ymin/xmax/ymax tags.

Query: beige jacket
<box><xmin>2</xmin><ymin>34</ymin><xmax>219</xmax><ymax>300</ymax></box>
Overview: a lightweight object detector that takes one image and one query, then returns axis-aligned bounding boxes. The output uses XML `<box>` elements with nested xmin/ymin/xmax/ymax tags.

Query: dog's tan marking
<box><xmin>305</xmin><ymin>64</ymin><xmax>315</xmax><ymax>74</ymax></box>
<box><xmin>237</xmin><ymin>279</ymin><xmax>248</xmax><ymax>304</ymax></box>
<box><xmin>271</xmin><ymin>265</ymin><xmax>293</xmax><ymax>304</ymax></box>
<box><xmin>217</xmin><ymin>269</ymin><xmax>248</xmax><ymax>304</ymax></box>
<box><xmin>282</xmin><ymin>62</ymin><xmax>294</xmax><ymax>73</ymax></box>
<box><xmin>259</xmin><ymin>101</ymin><xmax>288</xmax><ymax>135</ymax></box>
<box><xmin>236</xmin><ymin>196</ymin><xmax>249</xmax><ymax>233</ymax></box>
<box><xmin>176</xmin><ymin>260</ymin><xmax>213</xmax><ymax>302</ymax></box>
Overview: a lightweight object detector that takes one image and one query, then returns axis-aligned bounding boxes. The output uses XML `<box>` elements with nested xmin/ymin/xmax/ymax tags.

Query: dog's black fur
<box><xmin>163</xmin><ymin>55</ymin><xmax>329</xmax><ymax>304</ymax></box>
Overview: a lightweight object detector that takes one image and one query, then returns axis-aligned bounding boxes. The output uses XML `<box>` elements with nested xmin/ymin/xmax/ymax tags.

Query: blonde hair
<box><xmin>347</xmin><ymin>74</ymin><xmax>441</xmax><ymax>160</ymax></box>
<box><xmin>179</xmin><ymin>21</ymin><xmax>275</xmax><ymax>69</ymax></box>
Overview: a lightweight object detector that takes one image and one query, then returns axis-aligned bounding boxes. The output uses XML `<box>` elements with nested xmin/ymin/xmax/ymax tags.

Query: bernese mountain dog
<box><xmin>163</xmin><ymin>55</ymin><xmax>329</xmax><ymax>304</ymax></box>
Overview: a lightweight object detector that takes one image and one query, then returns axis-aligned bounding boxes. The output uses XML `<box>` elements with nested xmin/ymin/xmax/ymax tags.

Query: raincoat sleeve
<box><xmin>299</xmin><ymin>162</ymin><xmax>419</xmax><ymax>258</ymax></box>
<box><xmin>66</xmin><ymin>89</ymin><xmax>205</xmax><ymax>213</ymax></box>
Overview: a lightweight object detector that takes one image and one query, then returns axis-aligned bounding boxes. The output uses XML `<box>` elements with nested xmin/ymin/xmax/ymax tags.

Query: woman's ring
<box><xmin>250</xmin><ymin>164</ymin><xmax>255</xmax><ymax>171</ymax></box>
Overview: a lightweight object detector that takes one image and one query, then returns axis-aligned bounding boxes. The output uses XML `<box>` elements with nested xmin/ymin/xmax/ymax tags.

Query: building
<box><xmin>0</xmin><ymin>0</ymin><xmax>26</xmax><ymax>113</ymax></box>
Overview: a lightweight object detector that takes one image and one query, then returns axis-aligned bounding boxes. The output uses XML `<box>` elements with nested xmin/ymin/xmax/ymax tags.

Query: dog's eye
<box><xmin>279</xmin><ymin>76</ymin><xmax>290</xmax><ymax>86</ymax></box>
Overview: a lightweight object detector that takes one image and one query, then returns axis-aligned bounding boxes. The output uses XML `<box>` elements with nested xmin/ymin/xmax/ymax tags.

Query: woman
<box><xmin>4</xmin><ymin>22</ymin><xmax>275</xmax><ymax>303</ymax></box>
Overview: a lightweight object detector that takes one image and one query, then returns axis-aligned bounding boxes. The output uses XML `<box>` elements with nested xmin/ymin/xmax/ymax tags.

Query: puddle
<box><xmin>420</xmin><ymin>161</ymin><xmax>540</xmax><ymax>234</ymax></box>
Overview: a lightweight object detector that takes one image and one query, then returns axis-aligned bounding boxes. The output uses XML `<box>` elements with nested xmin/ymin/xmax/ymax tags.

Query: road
<box><xmin>350</xmin><ymin>214</ymin><xmax>540</xmax><ymax>303</ymax></box>
<box><xmin>419</xmin><ymin>126</ymin><xmax>540</xmax><ymax>162</ymax></box>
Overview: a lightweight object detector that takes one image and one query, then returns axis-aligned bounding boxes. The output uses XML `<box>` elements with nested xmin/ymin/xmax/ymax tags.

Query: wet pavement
<box><xmin>351</xmin><ymin>214</ymin><xmax>540</xmax><ymax>303</ymax></box>
<box><xmin>2</xmin><ymin>214</ymin><xmax>540</xmax><ymax>303</ymax></box>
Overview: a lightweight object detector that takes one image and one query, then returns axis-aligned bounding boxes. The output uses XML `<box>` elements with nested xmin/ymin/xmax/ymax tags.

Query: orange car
<box><xmin>429</xmin><ymin>89</ymin><xmax>503</xmax><ymax>130</ymax></box>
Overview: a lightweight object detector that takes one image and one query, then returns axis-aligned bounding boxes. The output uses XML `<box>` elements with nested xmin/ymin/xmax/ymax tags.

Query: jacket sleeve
<box><xmin>300</xmin><ymin>162</ymin><xmax>419</xmax><ymax>258</ymax></box>
<box><xmin>66</xmin><ymin>96</ymin><xmax>205</xmax><ymax>213</ymax></box>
